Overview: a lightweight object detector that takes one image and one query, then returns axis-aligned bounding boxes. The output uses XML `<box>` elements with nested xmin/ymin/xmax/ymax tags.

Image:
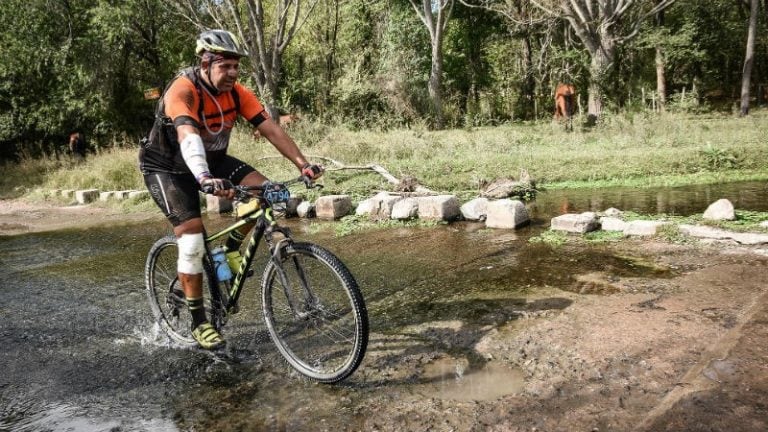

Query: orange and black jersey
<box><xmin>139</xmin><ymin>67</ymin><xmax>270</xmax><ymax>174</ymax></box>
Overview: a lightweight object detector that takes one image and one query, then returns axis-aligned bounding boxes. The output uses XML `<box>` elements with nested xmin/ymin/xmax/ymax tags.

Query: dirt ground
<box><xmin>347</xmin><ymin>240</ymin><xmax>768</xmax><ymax>432</ymax></box>
<box><xmin>0</xmin><ymin>198</ymin><xmax>159</xmax><ymax>235</ymax></box>
<box><xmin>3</xmin><ymin>198</ymin><xmax>767</xmax><ymax>431</ymax></box>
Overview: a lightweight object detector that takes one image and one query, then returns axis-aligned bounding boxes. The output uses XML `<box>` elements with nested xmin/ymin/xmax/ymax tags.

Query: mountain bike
<box><xmin>144</xmin><ymin>176</ymin><xmax>368</xmax><ymax>383</ymax></box>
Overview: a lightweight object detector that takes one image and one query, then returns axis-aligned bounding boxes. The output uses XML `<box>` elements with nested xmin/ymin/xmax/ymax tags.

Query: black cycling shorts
<box><xmin>144</xmin><ymin>155</ymin><xmax>256</xmax><ymax>226</ymax></box>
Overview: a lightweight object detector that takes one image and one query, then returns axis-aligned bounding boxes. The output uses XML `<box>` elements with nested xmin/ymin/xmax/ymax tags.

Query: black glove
<box><xmin>301</xmin><ymin>163</ymin><xmax>324</xmax><ymax>180</ymax></box>
<box><xmin>200</xmin><ymin>176</ymin><xmax>234</xmax><ymax>194</ymax></box>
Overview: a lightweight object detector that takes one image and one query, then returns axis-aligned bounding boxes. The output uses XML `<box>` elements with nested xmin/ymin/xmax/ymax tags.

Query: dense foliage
<box><xmin>2</xmin><ymin>0</ymin><xmax>766</xmax><ymax>160</ymax></box>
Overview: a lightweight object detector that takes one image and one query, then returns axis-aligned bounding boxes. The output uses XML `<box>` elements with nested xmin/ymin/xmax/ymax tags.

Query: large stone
<box><xmin>206</xmin><ymin>195</ymin><xmax>233</xmax><ymax>214</ymax></box>
<box><xmin>550</xmin><ymin>212</ymin><xmax>600</xmax><ymax>233</ymax></box>
<box><xmin>99</xmin><ymin>191</ymin><xmax>115</xmax><ymax>201</ymax></box>
<box><xmin>315</xmin><ymin>195</ymin><xmax>352</xmax><ymax>220</ymax></box>
<box><xmin>61</xmin><ymin>189</ymin><xmax>75</xmax><ymax>198</ymax></box>
<box><xmin>128</xmin><ymin>190</ymin><xmax>149</xmax><ymax>199</ymax></box>
<box><xmin>297</xmin><ymin>201</ymin><xmax>315</xmax><ymax>218</ymax></box>
<box><xmin>114</xmin><ymin>190</ymin><xmax>133</xmax><ymax>200</ymax></box>
<box><xmin>624</xmin><ymin>220</ymin><xmax>670</xmax><ymax>236</ymax></box>
<box><xmin>603</xmin><ymin>207</ymin><xmax>623</xmax><ymax>218</ymax></box>
<box><xmin>703</xmin><ymin>199</ymin><xmax>735</xmax><ymax>221</ymax></box>
<box><xmin>355</xmin><ymin>198</ymin><xmax>375</xmax><ymax>216</ymax></box>
<box><xmin>75</xmin><ymin>189</ymin><xmax>99</xmax><ymax>204</ymax></box>
<box><xmin>679</xmin><ymin>224</ymin><xmax>768</xmax><ymax>245</ymax></box>
<box><xmin>460</xmin><ymin>198</ymin><xmax>489</xmax><ymax>221</ymax></box>
<box><xmin>369</xmin><ymin>192</ymin><xmax>402</xmax><ymax>220</ymax></box>
<box><xmin>417</xmin><ymin>195</ymin><xmax>461</xmax><ymax>221</ymax></box>
<box><xmin>600</xmin><ymin>216</ymin><xmax>628</xmax><ymax>232</ymax></box>
<box><xmin>391</xmin><ymin>198</ymin><xmax>419</xmax><ymax>220</ymax></box>
<box><xmin>286</xmin><ymin>197</ymin><xmax>303</xmax><ymax>217</ymax></box>
<box><xmin>485</xmin><ymin>199</ymin><xmax>529</xmax><ymax>229</ymax></box>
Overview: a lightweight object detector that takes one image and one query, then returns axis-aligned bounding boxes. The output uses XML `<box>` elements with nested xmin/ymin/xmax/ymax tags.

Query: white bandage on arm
<box><xmin>177</xmin><ymin>233</ymin><xmax>205</xmax><ymax>274</ymax></box>
<box><xmin>180</xmin><ymin>134</ymin><xmax>210</xmax><ymax>182</ymax></box>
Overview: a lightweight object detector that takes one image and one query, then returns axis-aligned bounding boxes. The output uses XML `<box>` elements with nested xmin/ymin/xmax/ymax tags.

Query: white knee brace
<box><xmin>177</xmin><ymin>233</ymin><xmax>205</xmax><ymax>274</ymax></box>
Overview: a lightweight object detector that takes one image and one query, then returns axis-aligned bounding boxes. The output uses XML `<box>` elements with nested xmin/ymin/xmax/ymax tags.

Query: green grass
<box><xmin>4</xmin><ymin>110</ymin><xmax>768</xmax><ymax>201</ymax></box>
<box><xmin>528</xmin><ymin>230</ymin><xmax>568</xmax><ymax>247</ymax></box>
<box><xmin>305</xmin><ymin>214</ymin><xmax>442</xmax><ymax>237</ymax></box>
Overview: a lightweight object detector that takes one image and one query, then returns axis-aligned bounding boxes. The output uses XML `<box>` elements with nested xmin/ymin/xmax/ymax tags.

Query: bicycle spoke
<box><xmin>263</xmin><ymin>243</ymin><xmax>368</xmax><ymax>382</ymax></box>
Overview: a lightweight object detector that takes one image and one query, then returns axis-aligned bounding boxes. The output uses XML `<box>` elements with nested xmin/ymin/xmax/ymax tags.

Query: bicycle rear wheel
<box><xmin>145</xmin><ymin>235</ymin><xmax>222</xmax><ymax>346</ymax></box>
<box><xmin>262</xmin><ymin>242</ymin><xmax>368</xmax><ymax>383</ymax></box>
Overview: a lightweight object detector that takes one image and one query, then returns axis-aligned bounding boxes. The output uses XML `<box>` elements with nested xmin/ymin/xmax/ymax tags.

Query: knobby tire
<box><xmin>261</xmin><ymin>242</ymin><xmax>368</xmax><ymax>383</ymax></box>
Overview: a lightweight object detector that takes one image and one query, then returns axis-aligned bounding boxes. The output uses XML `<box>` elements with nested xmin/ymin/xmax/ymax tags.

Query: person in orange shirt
<box><xmin>139</xmin><ymin>29</ymin><xmax>323</xmax><ymax>349</ymax></box>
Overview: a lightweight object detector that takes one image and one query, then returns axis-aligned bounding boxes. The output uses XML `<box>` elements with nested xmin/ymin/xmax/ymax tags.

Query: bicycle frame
<box><xmin>205</xmin><ymin>205</ymin><xmax>278</xmax><ymax>313</ymax></box>
<box><xmin>205</xmin><ymin>200</ymin><xmax>314</xmax><ymax>322</ymax></box>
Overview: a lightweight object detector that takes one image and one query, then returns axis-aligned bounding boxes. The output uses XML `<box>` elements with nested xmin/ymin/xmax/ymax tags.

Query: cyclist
<box><xmin>139</xmin><ymin>29</ymin><xmax>323</xmax><ymax>350</ymax></box>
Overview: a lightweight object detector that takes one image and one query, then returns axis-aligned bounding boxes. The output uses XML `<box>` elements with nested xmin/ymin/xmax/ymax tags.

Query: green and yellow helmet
<box><xmin>195</xmin><ymin>29</ymin><xmax>248</xmax><ymax>58</ymax></box>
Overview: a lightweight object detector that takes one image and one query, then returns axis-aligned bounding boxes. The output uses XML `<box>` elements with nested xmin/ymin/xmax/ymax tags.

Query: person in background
<box><xmin>68</xmin><ymin>131</ymin><xmax>87</xmax><ymax>160</ymax></box>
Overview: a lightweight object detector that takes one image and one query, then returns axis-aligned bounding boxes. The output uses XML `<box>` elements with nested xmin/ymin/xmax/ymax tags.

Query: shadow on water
<box><xmin>1</xmin><ymin>180</ymin><xmax>767</xmax><ymax>431</ymax></box>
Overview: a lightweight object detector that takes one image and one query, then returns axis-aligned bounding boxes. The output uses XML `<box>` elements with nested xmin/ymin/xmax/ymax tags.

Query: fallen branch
<box><xmin>253</xmin><ymin>156</ymin><xmax>437</xmax><ymax>194</ymax></box>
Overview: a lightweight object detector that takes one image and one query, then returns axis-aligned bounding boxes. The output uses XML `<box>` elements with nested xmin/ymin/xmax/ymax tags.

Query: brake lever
<box><xmin>301</xmin><ymin>176</ymin><xmax>323</xmax><ymax>189</ymax></box>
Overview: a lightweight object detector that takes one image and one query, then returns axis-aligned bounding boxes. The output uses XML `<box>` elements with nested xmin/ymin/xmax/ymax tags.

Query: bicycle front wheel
<box><xmin>262</xmin><ymin>242</ymin><xmax>368</xmax><ymax>383</ymax></box>
<box><xmin>145</xmin><ymin>235</ymin><xmax>221</xmax><ymax>347</ymax></box>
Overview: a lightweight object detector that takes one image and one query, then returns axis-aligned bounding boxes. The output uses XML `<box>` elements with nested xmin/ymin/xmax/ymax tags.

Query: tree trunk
<box><xmin>740</xmin><ymin>0</ymin><xmax>759</xmax><ymax>116</ymax></box>
<box><xmin>655</xmin><ymin>48</ymin><xmax>666</xmax><ymax>111</ymax></box>
<box><xmin>655</xmin><ymin>3</ymin><xmax>667</xmax><ymax>110</ymax></box>
<box><xmin>518</xmin><ymin>33</ymin><xmax>536</xmax><ymax>119</ymax></box>
<box><xmin>408</xmin><ymin>0</ymin><xmax>453</xmax><ymax>129</ymax></box>
<box><xmin>429</xmin><ymin>40</ymin><xmax>445</xmax><ymax>129</ymax></box>
<box><xmin>587</xmin><ymin>48</ymin><xmax>611</xmax><ymax>123</ymax></box>
<box><xmin>323</xmin><ymin>0</ymin><xmax>340</xmax><ymax>108</ymax></box>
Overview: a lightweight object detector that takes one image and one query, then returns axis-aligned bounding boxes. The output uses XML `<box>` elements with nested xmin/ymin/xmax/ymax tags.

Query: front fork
<box><xmin>266</xmin><ymin>227</ymin><xmax>317</xmax><ymax>320</ymax></box>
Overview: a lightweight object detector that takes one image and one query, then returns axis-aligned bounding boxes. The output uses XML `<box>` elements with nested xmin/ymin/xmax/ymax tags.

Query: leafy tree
<box><xmin>407</xmin><ymin>0</ymin><xmax>455</xmax><ymax>128</ymax></box>
<box><xmin>531</xmin><ymin>0</ymin><xmax>676</xmax><ymax>122</ymax></box>
<box><xmin>171</xmin><ymin>0</ymin><xmax>320</xmax><ymax>120</ymax></box>
<box><xmin>443</xmin><ymin>4</ymin><xmax>500</xmax><ymax>124</ymax></box>
<box><xmin>90</xmin><ymin>0</ymin><xmax>191</xmax><ymax>138</ymax></box>
<box><xmin>376</xmin><ymin>2</ymin><xmax>432</xmax><ymax>124</ymax></box>
<box><xmin>458</xmin><ymin>1</ymin><xmax>554</xmax><ymax>120</ymax></box>
<box><xmin>0</xmin><ymin>0</ymin><xmax>99</xmax><ymax>159</ymax></box>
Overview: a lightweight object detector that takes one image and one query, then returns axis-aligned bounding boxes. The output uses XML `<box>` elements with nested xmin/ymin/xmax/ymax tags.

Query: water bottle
<box><xmin>211</xmin><ymin>247</ymin><xmax>232</xmax><ymax>282</ymax></box>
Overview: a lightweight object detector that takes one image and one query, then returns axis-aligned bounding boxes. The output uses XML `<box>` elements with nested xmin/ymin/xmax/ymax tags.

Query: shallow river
<box><xmin>1</xmin><ymin>181</ymin><xmax>766</xmax><ymax>431</ymax></box>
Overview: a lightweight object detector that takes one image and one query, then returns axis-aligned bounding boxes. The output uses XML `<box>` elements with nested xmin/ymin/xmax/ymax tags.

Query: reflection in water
<box><xmin>0</xmin><ymin>396</ymin><xmax>179</xmax><ymax>432</ymax></box>
<box><xmin>416</xmin><ymin>358</ymin><xmax>525</xmax><ymax>402</ymax></box>
<box><xmin>535</xmin><ymin>180</ymin><xmax>768</xmax><ymax>217</ymax></box>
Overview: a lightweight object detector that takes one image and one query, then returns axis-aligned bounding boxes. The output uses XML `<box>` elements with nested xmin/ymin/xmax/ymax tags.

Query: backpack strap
<box><xmin>182</xmin><ymin>67</ymin><xmax>240</xmax><ymax>123</ymax></box>
<box><xmin>180</xmin><ymin>67</ymin><xmax>206</xmax><ymax>127</ymax></box>
<box><xmin>230</xmin><ymin>86</ymin><xmax>240</xmax><ymax>113</ymax></box>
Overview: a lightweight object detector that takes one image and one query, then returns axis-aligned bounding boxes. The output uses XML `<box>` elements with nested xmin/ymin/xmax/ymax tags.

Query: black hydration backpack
<box><xmin>139</xmin><ymin>67</ymin><xmax>240</xmax><ymax>173</ymax></box>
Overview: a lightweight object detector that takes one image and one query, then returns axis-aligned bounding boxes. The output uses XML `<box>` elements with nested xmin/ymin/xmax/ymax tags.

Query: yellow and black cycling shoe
<box><xmin>191</xmin><ymin>322</ymin><xmax>225</xmax><ymax>350</ymax></box>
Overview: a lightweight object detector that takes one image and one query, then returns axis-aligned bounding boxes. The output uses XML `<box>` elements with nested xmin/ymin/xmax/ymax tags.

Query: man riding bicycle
<box><xmin>139</xmin><ymin>29</ymin><xmax>323</xmax><ymax>350</ymax></box>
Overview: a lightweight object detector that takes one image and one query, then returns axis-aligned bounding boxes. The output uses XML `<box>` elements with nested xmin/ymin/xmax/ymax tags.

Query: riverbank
<box><xmin>3</xmin><ymin>111</ymin><xmax>768</xmax><ymax>202</ymax></box>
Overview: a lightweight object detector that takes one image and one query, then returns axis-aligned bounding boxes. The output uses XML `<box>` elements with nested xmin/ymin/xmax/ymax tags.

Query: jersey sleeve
<box><xmin>234</xmin><ymin>83</ymin><xmax>270</xmax><ymax>127</ymax></box>
<box><xmin>163</xmin><ymin>77</ymin><xmax>202</xmax><ymax>128</ymax></box>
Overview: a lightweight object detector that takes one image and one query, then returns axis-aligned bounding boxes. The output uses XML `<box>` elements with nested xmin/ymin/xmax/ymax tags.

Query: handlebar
<box><xmin>232</xmin><ymin>176</ymin><xmax>322</xmax><ymax>204</ymax></box>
